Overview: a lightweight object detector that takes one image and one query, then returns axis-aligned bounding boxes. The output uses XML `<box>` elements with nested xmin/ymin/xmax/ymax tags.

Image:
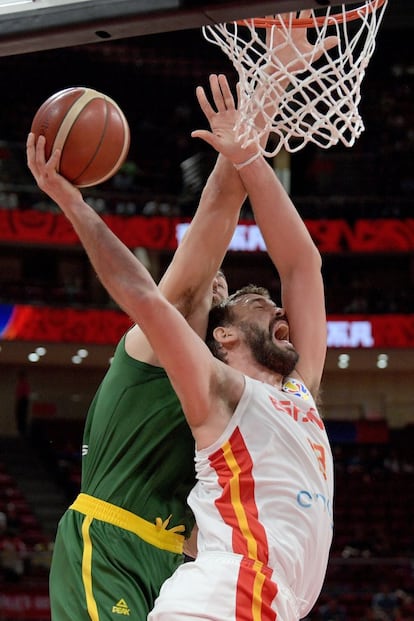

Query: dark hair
<box><xmin>206</xmin><ymin>284</ymin><xmax>272</xmax><ymax>361</ymax></box>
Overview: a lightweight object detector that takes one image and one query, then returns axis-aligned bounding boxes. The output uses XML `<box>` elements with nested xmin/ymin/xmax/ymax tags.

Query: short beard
<box><xmin>239</xmin><ymin>321</ymin><xmax>299</xmax><ymax>378</ymax></box>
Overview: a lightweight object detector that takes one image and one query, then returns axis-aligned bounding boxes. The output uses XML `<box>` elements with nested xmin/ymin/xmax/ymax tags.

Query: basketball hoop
<box><xmin>202</xmin><ymin>0</ymin><xmax>388</xmax><ymax>156</ymax></box>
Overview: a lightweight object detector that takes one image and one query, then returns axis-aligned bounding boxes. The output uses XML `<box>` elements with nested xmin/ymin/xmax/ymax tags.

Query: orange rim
<box><xmin>236</xmin><ymin>0</ymin><xmax>387</xmax><ymax>29</ymax></box>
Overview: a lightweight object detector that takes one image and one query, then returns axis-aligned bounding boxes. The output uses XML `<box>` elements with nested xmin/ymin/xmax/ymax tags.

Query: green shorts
<box><xmin>49</xmin><ymin>494</ymin><xmax>185</xmax><ymax>621</ymax></box>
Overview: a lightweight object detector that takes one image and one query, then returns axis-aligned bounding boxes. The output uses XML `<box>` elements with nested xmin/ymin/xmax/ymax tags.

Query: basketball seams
<box><xmin>76</xmin><ymin>95</ymin><xmax>130</xmax><ymax>188</ymax></box>
<box><xmin>52</xmin><ymin>88</ymin><xmax>104</xmax><ymax>171</ymax></box>
<box><xmin>71</xmin><ymin>95</ymin><xmax>109</xmax><ymax>186</ymax></box>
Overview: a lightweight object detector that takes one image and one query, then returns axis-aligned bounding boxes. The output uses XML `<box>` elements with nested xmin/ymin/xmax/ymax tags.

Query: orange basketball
<box><xmin>30</xmin><ymin>87</ymin><xmax>130</xmax><ymax>188</ymax></box>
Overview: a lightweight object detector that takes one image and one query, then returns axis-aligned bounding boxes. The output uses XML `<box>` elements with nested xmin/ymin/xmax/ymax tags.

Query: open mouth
<box><xmin>274</xmin><ymin>321</ymin><xmax>290</xmax><ymax>342</ymax></box>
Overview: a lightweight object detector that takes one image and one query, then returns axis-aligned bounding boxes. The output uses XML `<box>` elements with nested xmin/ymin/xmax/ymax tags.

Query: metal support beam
<box><xmin>0</xmin><ymin>0</ymin><xmax>370</xmax><ymax>57</ymax></box>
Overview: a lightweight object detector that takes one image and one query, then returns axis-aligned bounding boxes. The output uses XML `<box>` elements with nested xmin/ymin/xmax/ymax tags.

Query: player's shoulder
<box><xmin>124</xmin><ymin>324</ymin><xmax>161</xmax><ymax>366</ymax></box>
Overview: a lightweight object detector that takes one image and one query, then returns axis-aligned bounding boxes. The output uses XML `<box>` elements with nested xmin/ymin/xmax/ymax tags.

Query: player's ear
<box><xmin>213</xmin><ymin>326</ymin><xmax>236</xmax><ymax>343</ymax></box>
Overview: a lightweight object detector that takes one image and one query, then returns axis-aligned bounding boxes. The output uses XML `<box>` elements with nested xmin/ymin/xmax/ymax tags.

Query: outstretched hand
<box><xmin>26</xmin><ymin>133</ymin><xmax>82</xmax><ymax>207</ymax></box>
<box><xmin>266</xmin><ymin>10</ymin><xmax>338</xmax><ymax>74</ymax></box>
<box><xmin>191</xmin><ymin>74</ymin><xmax>259</xmax><ymax>166</ymax></box>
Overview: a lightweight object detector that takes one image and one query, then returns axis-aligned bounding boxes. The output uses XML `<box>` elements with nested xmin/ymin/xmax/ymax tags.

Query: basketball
<box><xmin>30</xmin><ymin>87</ymin><xmax>130</xmax><ymax>188</ymax></box>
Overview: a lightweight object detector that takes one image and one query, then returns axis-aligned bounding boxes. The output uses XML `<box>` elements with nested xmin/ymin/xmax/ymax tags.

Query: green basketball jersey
<box><xmin>80</xmin><ymin>334</ymin><xmax>196</xmax><ymax>536</ymax></box>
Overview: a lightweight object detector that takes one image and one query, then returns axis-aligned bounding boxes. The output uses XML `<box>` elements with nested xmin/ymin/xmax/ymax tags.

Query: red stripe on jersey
<box><xmin>235</xmin><ymin>557</ymin><xmax>278</xmax><ymax>621</ymax></box>
<box><xmin>208</xmin><ymin>428</ymin><xmax>279</xmax><ymax>619</ymax></box>
<box><xmin>208</xmin><ymin>427</ymin><xmax>269</xmax><ymax>563</ymax></box>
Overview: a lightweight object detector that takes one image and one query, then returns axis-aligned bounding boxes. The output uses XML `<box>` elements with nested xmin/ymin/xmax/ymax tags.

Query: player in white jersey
<box><xmin>150</xmin><ymin>368</ymin><xmax>333</xmax><ymax>620</ymax></box>
<box><xmin>145</xmin><ymin>73</ymin><xmax>333</xmax><ymax>620</ymax></box>
<box><xmin>27</xmin><ymin>73</ymin><xmax>332</xmax><ymax>621</ymax></box>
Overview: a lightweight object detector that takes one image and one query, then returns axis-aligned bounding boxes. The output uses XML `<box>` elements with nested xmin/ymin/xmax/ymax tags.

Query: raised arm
<box><xmin>26</xmin><ymin>133</ymin><xmax>239</xmax><ymax>443</ymax></box>
<box><xmin>127</xmin><ymin>76</ymin><xmax>254</xmax><ymax>364</ymax></box>
<box><xmin>192</xmin><ymin>74</ymin><xmax>326</xmax><ymax>397</ymax></box>
<box><xmin>160</xmin><ymin>72</ymin><xmax>260</xmax><ymax>323</ymax></box>
<box><xmin>248</xmin><ymin>18</ymin><xmax>333</xmax><ymax>395</ymax></box>
<box><xmin>127</xmin><ymin>149</ymin><xmax>246</xmax><ymax>364</ymax></box>
<box><xmin>158</xmin><ymin>152</ymin><xmax>244</xmax><ymax>323</ymax></box>
<box><xmin>238</xmin><ymin>158</ymin><xmax>326</xmax><ymax>397</ymax></box>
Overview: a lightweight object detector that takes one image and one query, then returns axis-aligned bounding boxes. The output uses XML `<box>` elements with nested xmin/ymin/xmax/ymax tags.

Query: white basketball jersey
<box><xmin>188</xmin><ymin>375</ymin><xmax>334</xmax><ymax>618</ymax></box>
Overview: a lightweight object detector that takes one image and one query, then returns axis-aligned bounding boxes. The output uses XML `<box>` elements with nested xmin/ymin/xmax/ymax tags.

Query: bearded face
<box><xmin>238</xmin><ymin>319</ymin><xmax>299</xmax><ymax>377</ymax></box>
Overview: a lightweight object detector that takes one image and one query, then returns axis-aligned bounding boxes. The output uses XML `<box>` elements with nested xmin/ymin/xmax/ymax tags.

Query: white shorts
<box><xmin>148</xmin><ymin>551</ymin><xmax>301</xmax><ymax>621</ymax></box>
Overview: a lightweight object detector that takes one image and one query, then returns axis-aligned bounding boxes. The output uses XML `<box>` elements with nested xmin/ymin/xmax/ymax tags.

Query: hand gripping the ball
<box><xmin>26</xmin><ymin>133</ymin><xmax>83</xmax><ymax>207</ymax></box>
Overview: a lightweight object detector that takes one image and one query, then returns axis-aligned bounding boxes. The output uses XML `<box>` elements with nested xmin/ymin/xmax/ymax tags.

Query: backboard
<box><xmin>0</xmin><ymin>0</ymin><xmax>386</xmax><ymax>57</ymax></box>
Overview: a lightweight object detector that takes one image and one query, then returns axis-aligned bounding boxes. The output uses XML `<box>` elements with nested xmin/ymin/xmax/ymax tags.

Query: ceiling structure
<box><xmin>0</xmin><ymin>0</ymin><xmax>409</xmax><ymax>57</ymax></box>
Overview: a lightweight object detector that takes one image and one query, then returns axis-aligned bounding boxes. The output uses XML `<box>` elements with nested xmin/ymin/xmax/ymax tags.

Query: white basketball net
<box><xmin>202</xmin><ymin>0</ymin><xmax>388</xmax><ymax>156</ymax></box>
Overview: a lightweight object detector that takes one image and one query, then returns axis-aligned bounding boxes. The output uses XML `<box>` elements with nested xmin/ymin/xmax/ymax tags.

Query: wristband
<box><xmin>233</xmin><ymin>151</ymin><xmax>262</xmax><ymax>170</ymax></box>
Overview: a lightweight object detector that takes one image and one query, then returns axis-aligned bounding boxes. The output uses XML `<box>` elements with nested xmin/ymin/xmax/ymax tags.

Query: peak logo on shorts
<box><xmin>112</xmin><ymin>599</ymin><xmax>130</xmax><ymax>616</ymax></box>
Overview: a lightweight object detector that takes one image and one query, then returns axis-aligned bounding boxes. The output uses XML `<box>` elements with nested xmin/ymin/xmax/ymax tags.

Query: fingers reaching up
<box><xmin>192</xmin><ymin>74</ymin><xmax>258</xmax><ymax>165</ymax></box>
